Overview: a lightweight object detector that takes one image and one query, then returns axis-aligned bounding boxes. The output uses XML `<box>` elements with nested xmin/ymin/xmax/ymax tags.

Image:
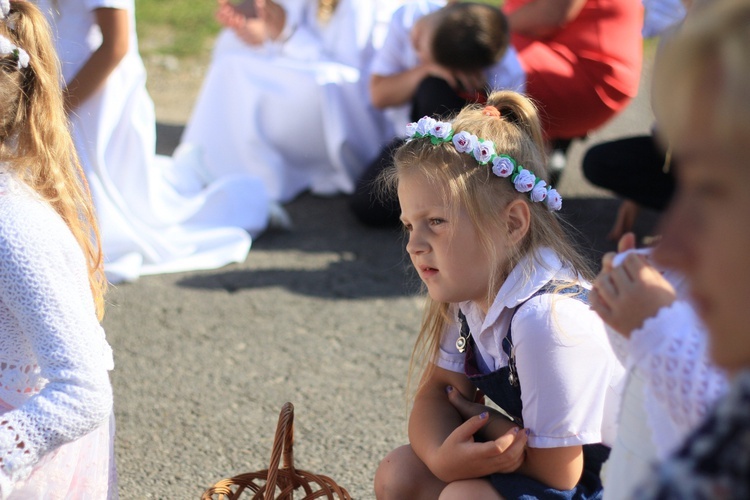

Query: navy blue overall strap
<box><xmin>502</xmin><ymin>281</ymin><xmax>590</xmax><ymax>359</ymax></box>
<box><xmin>456</xmin><ymin>281</ymin><xmax>589</xmax><ymax>360</ymax></box>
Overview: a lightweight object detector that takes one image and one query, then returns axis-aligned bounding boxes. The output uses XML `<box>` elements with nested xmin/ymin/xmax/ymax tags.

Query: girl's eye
<box><xmin>429</xmin><ymin>218</ymin><xmax>445</xmax><ymax>226</ymax></box>
<box><xmin>402</xmin><ymin>222</ymin><xmax>413</xmax><ymax>232</ymax></box>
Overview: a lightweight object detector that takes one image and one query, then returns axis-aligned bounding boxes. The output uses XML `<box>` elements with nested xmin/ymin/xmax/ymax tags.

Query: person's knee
<box><xmin>374</xmin><ymin>445</ymin><xmax>436</xmax><ymax>499</ymax></box>
<box><xmin>439</xmin><ymin>479</ymin><xmax>501</xmax><ymax>500</ymax></box>
<box><xmin>374</xmin><ymin>446</ymin><xmax>411</xmax><ymax>499</ymax></box>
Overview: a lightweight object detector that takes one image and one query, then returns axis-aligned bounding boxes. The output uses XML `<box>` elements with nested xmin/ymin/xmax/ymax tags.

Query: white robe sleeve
<box><xmin>628</xmin><ymin>300</ymin><xmax>729</xmax><ymax>457</ymax></box>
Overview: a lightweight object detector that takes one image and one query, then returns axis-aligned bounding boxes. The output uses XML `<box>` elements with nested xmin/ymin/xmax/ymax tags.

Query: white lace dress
<box><xmin>35</xmin><ymin>0</ymin><xmax>271</xmax><ymax>283</ymax></box>
<box><xmin>602</xmin><ymin>269</ymin><xmax>728</xmax><ymax>500</ymax></box>
<box><xmin>0</xmin><ymin>169</ymin><xmax>117</xmax><ymax>499</ymax></box>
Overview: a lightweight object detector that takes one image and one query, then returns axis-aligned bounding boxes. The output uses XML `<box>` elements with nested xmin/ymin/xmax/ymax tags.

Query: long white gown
<box><xmin>180</xmin><ymin>0</ymin><xmax>404</xmax><ymax>203</ymax></box>
<box><xmin>37</xmin><ymin>0</ymin><xmax>270</xmax><ymax>283</ymax></box>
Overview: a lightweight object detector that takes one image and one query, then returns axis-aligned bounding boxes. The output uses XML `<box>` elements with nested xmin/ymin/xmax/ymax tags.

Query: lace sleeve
<box><xmin>0</xmin><ymin>202</ymin><xmax>113</xmax><ymax>491</ymax></box>
<box><xmin>629</xmin><ymin>300</ymin><xmax>728</xmax><ymax>457</ymax></box>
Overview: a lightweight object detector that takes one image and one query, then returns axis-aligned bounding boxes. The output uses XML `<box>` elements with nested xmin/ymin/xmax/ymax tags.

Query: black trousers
<box><xmin>582</xmin><ymin>134</ymin><xmax>675</xmax><ymax>211</ymax></box>
<box><xmin>350</xmin><ymin>77</ymin><xmax>482</xmax><ymax>227</ymax></box>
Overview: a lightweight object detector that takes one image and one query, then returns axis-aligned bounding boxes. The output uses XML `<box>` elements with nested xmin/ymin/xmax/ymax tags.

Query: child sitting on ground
<box><xmin>350</xmin><ymin>0</ymin><xmax>526</xmax><ymax>228</ymax></box>
<box><xmin>374</xmin><ymin>91</ymin><xmax>624</xmax><ymax>499</ymax></box>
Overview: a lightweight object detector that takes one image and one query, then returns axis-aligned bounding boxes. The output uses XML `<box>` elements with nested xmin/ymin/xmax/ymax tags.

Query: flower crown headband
<box><xmin>0</xmin><ymin>1</ymin><xmax>28</xmax><ymax>70</ymax></box>
<box><xmin>405</xmin><ymin>112</ymin><xmax>562</xmax><ymax>211</ymax></box>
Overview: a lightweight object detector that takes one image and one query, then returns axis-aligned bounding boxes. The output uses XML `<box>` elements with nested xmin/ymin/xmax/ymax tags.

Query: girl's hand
<box><xmin>431</xmin><ymin>412</ymin><xmax>528</xmax><ymax>481</ymax></box>
<box><xmin>446</xmin><ymin>385</ymin><xmax>526</xmax><ymax>473</ymax></box>
<box><xmin>591</xmin><ymin>238</ymin><xmax>676</xmax><ymax>337</ymax></box>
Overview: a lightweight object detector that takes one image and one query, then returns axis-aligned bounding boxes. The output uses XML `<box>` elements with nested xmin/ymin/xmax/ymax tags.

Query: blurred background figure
<box><xmin>179</xmin><ymin>0</ymin><xmax>406</xmax><ymax>206</ymax></box>
<box><xmin>36</xmin><ymin>0</ymin><xmax>270</xmax><ymax>284</ymax></box>
<box><xmin>503</xmin><ymin>0</ymin><xmax>644</xmax><ymax>183</ymax></box>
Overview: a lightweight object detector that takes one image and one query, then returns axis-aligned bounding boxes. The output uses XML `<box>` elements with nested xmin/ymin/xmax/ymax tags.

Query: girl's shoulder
<box><xmin>512</xmin><ymin>284</ymin><xmax>606</xmax><ymax>346</ymax></box>
<box><xmin>0</xmin><ymin>170</ymin><xmax>67</xmax><ymax>250</ymax></box>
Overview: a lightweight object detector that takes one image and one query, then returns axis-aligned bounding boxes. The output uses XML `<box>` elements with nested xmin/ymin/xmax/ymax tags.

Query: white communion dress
<box><xmin>180</xmin><ymin>0</ymin><xmax>405</xmax><ymax>203</ymax></box>
<box><xmin>37</xmin><ymin>0</ymin><xmax>271</xmax><ymax>283</ymax></box>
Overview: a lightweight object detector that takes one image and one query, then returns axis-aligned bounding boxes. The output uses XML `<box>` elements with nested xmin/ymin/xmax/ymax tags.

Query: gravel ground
<box><xmin>107</xmin><ymin>51</ymin><xmax>658</xmax><ymax>499</ymax></box>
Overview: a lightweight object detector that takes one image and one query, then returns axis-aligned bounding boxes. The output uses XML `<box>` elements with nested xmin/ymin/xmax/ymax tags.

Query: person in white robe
<box><xmin>179</xmin><ymin>0</ymin><xmax>405</xmax><ymax>204</ymax></box>
<box><xmin>36</xmin><ymin>0</ymin><xmax>271</xmax><ymax>283</ymax></box>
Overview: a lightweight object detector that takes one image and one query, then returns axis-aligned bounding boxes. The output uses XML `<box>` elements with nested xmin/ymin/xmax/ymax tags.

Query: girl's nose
<box><xmin>406</xmin><ymin>229</ymin><xmax>428</xmax><ymax>255</ymax></box>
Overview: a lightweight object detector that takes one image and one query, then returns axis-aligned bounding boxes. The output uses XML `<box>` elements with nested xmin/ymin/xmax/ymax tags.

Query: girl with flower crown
<box><xmin>374</xmin><ymin>90</ymin><xmax>624</xmax><ymax>499</ymax></box>
<box><xmin>0</xmin><ymin>1</ymin><xmax>116</xmax><ymax>497</ymax></box>
<box><xmin>34</xmin><ymin>0</ymin><xmax>271</xmax><ymax>283</ymax></box>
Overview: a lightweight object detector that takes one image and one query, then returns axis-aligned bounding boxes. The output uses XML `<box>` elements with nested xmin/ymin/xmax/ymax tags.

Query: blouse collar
<box><xmin>460</xmin><ymin>247</ymin><xmax>573</xmax><ymax>328</ymax></box>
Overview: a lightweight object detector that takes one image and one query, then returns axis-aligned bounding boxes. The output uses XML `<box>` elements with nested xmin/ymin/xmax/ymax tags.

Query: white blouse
<box><xmin>435</xmin><ymin>248</ymin><xmax>625</xmax><ymax>449</ymax></box>
<box><xmin>0</xmin><ymin>169</ymin><xmax>114</xmax><ymax>494</ymax></box>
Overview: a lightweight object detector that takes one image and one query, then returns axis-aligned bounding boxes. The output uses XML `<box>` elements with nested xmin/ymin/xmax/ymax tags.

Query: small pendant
<box><xmin>456</xmin><ymin>336</ymin><xmax>467</xmax><ymax>353</ymax></box>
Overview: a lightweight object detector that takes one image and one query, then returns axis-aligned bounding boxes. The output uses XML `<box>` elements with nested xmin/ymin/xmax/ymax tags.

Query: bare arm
<box><xmin>409</xmin><ymin>366</ymin><xmax>527</xmax><ymax>482</ymax></box>
<box><xmin>446</xmin><ymin>383</ymin><xmax>583</xmax><ymax>490</ymax></box>
<box><xmin>370</xmin><ymin>66</ymin><xmax>432</xmax><ymax>109</ymax></box>
<box><xmin>64</xmin><ymin>8</ymin><xmax>129</xmax><ymax>113</ymax></box>
<box><xmin>506</xmin><ymin>0</ymin><xmax>587</xmax><ymax>39</ymax></box>
<box><xmin>517</xmin><ymin>446</ymin><xmax>584</xmax><ymax>490</ymax></box>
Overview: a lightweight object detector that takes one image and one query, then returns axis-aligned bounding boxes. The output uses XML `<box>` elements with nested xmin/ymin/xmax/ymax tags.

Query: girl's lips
<box><xmin>420</xmin><ymin>266</ymin><xmax>438</xmax><ymax>278</ymax></box>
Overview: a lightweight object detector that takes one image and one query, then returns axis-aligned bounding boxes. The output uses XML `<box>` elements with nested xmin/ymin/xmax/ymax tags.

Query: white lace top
<box><xmin>627</xmin><ymin>301</ymin><xmax>728</xmax><ymax>458</ymax></box>
<box><xmin>0</xmin><ymin>168</ymin><xmax>114</xmax><ymax>494</ymax></box>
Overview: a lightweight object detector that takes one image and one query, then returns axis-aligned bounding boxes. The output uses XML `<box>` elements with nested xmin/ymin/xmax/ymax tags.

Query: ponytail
<box><xmin>0</xmin><ymin>1</ymin><xmax>107</xmax><ymax>319</ymax></box>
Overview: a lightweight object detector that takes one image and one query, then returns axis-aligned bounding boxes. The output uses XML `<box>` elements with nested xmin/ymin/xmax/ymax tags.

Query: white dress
<box><xmin>36</xmin><ymin>0</ymin><xmax>271</xmax><ymax>283</ymax></box>
<box><xmin>180</xmin><ymin>0</ymin><xmax>405</xmax><ymax>203</ymax></box>
<box><xmin>0</xmin><ymin>168</ymin><xmax>117</xmax><ymax>499</ymax></box>
<box><xmin>601</xmin><ymin>257</ymin><xmax>728</xmax><ymax>500</ymax></box>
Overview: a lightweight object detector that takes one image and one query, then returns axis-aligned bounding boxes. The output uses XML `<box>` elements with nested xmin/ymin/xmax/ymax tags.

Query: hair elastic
<box><xmin>405</xmin><ymin>116</ymin><xmax>563</xmax><ymax>211</ymax></box>
<box><xmin>482</xmin><ymin>106</ymin><xmax>501</xmax><ymax>118</ymax></box>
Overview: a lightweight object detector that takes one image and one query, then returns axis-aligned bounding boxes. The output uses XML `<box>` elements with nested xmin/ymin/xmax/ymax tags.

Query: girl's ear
<box><xmin>504</xmin><ymin>198</ymin><xmax>531</xmax><ymax>247</ymax></box>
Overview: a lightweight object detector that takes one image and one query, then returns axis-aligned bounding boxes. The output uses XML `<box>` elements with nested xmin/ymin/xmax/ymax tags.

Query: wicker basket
<box><xmin>201</xmin><ymin>402</ymin><xmax>351</xmax><ymax>500</ymax></box>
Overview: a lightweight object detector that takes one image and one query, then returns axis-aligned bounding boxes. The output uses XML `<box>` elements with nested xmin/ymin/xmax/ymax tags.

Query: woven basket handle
<box><xmin>263</xmin><ymin>402</ymin><xmax>296</xmax><ymax>500</ymax></box>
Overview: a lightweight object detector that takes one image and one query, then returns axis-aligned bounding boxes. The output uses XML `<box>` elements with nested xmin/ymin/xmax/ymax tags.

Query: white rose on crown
<box><xmin>546</xmin><ymin>188</ymin><xmax>563</xmax><ymax>211</ymax></box>
<box><xmin>473</xmin><ymin>140</ymin><xmax>496</xmax><ymax>165</ymax></box>
<box><xmin>430</xmin><ymin>121</ymin><xmax>452</xmax><ymax>140</ymax></box>
<box><xmin>513</xmin><ymin>168</ymin><xmax>536</xmax><ymax>193</ymax></box>
<box><xmin>405</xmin><ymin>122</ymin><xmax>418</xmax><ymax>137</ymax></box>
<box><xmin>492</xmin><ymin>155</ymin><xmax>515</xmax><ymax>178</ymax></box>
<box><xmin>0</xmin><ymin>36</ymin><xmax>14</xmax><ymax>55</ymax></box>
<box><xmin>530</xmin><ymin>180</ymin><xmax>548</xmax><ymax>202</ymax></box>
<box><xmin>415</xmin><ymin>116</ymin><xmax>437</xmax><ymax>136</ymax></box>
<box><xmin>16</xmin><ymin>48</ymin><xmax>29</xmax><ymax>69</ymax></box>
<box><xmin>452</xmin><ymin>131</ymin><xmax>478</xmax><ymax>154</ymax></box>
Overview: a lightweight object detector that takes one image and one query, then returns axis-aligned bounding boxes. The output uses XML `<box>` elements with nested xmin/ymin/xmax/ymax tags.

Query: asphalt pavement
<box><xmin>109</xmin><ymin>62</ymin><xmax>659</xmax><ymax>499</ymax></box>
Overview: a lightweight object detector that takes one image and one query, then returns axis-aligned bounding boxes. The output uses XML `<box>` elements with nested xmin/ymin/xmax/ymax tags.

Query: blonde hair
<box><xmin>383</xmin><ymin>91</ymin><xmax>594</xmax><ymax>396</ymax></box>
<box><xmin>653</xmin><ymin>0</ymin><xmax>750</xmax><ymax>152</ymax></box>
<box><xmin>0</xmin><ymin>1</ymin><xmax>106</xmax><ymax>319</ymax></box>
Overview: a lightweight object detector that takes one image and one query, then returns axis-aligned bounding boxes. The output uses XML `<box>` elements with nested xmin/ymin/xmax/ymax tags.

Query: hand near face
<box><xmin>591</xmin><ymin>233</ymin><xmax>677</xmax><ymax>338</ymax></box>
